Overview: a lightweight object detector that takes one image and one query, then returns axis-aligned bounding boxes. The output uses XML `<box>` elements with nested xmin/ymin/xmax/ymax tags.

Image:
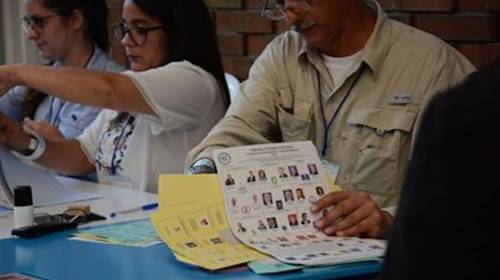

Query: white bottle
<box><xmin>14</xmin><ymin>186</ymin><xmax>33</xmax><ymax>229</ymax></box>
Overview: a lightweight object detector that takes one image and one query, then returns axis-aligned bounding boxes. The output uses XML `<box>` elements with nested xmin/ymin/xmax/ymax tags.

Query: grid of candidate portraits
<box><xmin>223</xmin><ymin>162</ymin><xmax>327</xmax><ymax>238</ymax></box>
<box><xmin>222</xmin><ymin>162</ymin><xmax>385</xmax><ymax>265</ymax></box>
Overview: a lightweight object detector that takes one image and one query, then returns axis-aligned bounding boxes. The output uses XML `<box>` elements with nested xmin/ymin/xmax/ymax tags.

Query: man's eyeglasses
<box><xmin>113</xmin><ymin>22</ymin><xmax>163</xmax><ymax>46</ymax></box>
<box><xmin>22</xmin><ymin>14</ymin><xmax>57</xmax><ymax>34</ymax></box>
<box><xmin>261</xmin><ymin>0</ymin><xmax>312</xmax><ymax>21</ymax></box>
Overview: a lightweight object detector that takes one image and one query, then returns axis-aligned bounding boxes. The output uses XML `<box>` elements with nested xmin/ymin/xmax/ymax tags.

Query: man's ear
<box><xmin>69</xmin><ymin>10</ymin><xmax>85</xmax><ymax>31</ymax></box>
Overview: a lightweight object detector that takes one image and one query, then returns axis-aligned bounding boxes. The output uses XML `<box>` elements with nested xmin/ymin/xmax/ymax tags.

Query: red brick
<box><xmin>106</xmin><ymin>0</ymin><xmax>500</xmax><ymax>74</ymax></box>
<box><xmin>457</xmin><ymin>43</ymin><xmax>500</xmax><ymax>68</ymax></box>
<box><xmin>247</xmin><ymin>34</ymin><xmax>276</xmax><ymax>55</ymax></box>
<box><xmin>275</xmin><ymin>20</ymin><xmax>290</xmax><ymax>33</ymax></box>
<box><xmin>458</xmin><ymin>0</ymin><xmax>483</xmax><ymax>10</ymax></box>
<box><xmin>379</xmin><ymin>0</ymin><xmax>402</xmax><ymax>11</ymax></box>
<box><xmin>401</xmin><ymin>0</ymin><xmax>455</xmax><ymax>11</ymax></box>
<box><xmin>205</xmin><ymin>0</ymin><xmax>243</xmax><ymax>9</ymax></box>
<box><xmin>106</xmin><ymin>0</ymin><xmax>122</xmax><ymax>7</ymax></box>
<box><xmin>222</xmin><ymin>56</ymin><xmax>256</xmax><ymax>80</ymax></box>
<box><xmin>245</xmin><ymin>0</ymin><xmax>264</xmax><ymax>9</ymax></box>
<box><xmin>108</xmin><ymin>6</ymin><xmax>122</xmax><ymax>25</ymax></box>
<box><xmin>413</xmin><ymin>14</ymin><xmax>498</xmax><ymax>42</ymax></box>
<box><xmin>216</xmin><ymin>10</ymin><xmax>273</xmax><ymax>33</ymax></box>
<box><xmin>484</xmin><ymin>0</ymin><xmax>500</xmax><ymax>11</ymax></box>
<box><xmin>459</xmin><ymin>0</ymin><xmax>500</xmax><ymax>11</ymax></box>
<box><xmin>388</xmin><ymin>12</ymin><xmax>411</xmax><ymax>24</ymax></box>
<box><xmin>218</xmin><ymin>34</ymin><xmax>245</xmax><ymax>56</ymax></box>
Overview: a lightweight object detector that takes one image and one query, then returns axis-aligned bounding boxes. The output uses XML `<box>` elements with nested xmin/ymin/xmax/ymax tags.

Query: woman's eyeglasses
<box><xmin>113</xmin><ymin>22</ymin><xmax>163</xmax><ymax>46</ymax></box>
<box><xmin>261</xmin><ymin>0</ymin><xmax>312</xmax><ymax>21</ymax></box>
<box><xmin>22</xmin><ymin>14</ymin><xmax>57</xmax><ymax>34</ymax></box>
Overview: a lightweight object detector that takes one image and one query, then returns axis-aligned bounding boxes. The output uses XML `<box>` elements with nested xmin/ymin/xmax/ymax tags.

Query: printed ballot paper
<box><xmin>150</xmin><ymin>175</ymin><xmax>265</xmax><ymax>271</ymax></box>
<box><xmin>213</xmin><ymin>141</ymin><xmax>386</xmax><ymax>266</ymax></box>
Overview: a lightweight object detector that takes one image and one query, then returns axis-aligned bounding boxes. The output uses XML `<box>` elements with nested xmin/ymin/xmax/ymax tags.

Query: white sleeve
<box><xmin>123</xmin><ymin>61</ymin><xmax>218</xmax><ymax>133</ymax></box>
<box><xmin>76</xmin><ymin>109</ymin><xmax>116</xmax><ymax>164</ymax></box>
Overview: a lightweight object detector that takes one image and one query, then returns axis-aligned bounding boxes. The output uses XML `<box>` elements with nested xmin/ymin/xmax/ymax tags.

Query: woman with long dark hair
<box><xmin>0</xmin><ymin>0</ymin><xmax>123</xmax><ymax>140</ymax></box>
<box><xmin>0</xmin><ymin>0</ymin><xmax>229</xmax><ymax>193</ymax></box>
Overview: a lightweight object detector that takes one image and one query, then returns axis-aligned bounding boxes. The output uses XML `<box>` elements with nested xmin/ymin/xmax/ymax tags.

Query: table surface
<box><xmin>0</xmin><ymin>177</ymin><xmax>381</xmax><ymax>280</ymax></box>
<box><xmin>0</xmin><ymin>176</ymin><xmax>157</xmax><ymax>239</ymax></box>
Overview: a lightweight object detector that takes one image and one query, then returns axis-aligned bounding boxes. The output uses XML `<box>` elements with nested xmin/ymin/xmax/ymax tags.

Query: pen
<box><xmin>110</xmin><ymin>202</ymin><xmax>158</xmax><ymax>218</ymax></box>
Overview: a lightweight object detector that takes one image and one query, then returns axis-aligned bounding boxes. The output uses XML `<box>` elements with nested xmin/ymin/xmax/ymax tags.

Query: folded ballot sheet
<box><xmin>212</xmin><ymin>141</ymin><xmax>386</xmax><ymax>266</ymax></box>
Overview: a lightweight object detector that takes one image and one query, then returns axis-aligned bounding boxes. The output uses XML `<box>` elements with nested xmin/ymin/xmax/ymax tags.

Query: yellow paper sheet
<box><xmin>151</xmin><ymin>175</ymin><xmax>266</xmax><ymax>270</ymax></box>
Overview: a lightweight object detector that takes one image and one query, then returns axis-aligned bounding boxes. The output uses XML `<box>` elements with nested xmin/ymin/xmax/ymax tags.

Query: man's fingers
<box><xmin>322</xmin><ymin>204</ymin><xmax>372</xmax><ymax>235</ymax></box>
<box><xmin>336</xmin><ymin>223</ymin><xmax>362</xmax><ymax>237</ymax></box>
<box><xmin>339</xmin><ymin>211</ymin><xmax>388</xmax><ymax>238</ymax></box>
<box><xmin>310</xmin><ymin>191</ymin><xmax>349</xmax><ymax>213</ymax></box>
<box><xmin>315</xmin><ymin>200</ymin><xmax>357</xmax><ymax>229</ymax></box>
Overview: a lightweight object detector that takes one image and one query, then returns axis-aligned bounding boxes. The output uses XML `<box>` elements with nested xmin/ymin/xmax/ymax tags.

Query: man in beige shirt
<box><xmin>187</xmin><ymin>0</ymin><xmax>475</xmax><ymax>238</ymax></box>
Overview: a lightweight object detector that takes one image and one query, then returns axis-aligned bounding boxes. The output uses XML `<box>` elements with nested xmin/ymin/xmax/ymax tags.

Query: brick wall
<box><xmin>107</xmin><ymin>0</ymin><xmax>500</xmax><ymax>81</ymax></box>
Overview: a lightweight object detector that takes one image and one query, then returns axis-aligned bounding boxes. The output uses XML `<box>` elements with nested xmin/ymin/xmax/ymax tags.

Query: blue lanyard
<box><xmin>317</xmin><ymin>63</ymin><xmax>366</xmax><ymax>157</ymax></box>
<box><xmin>47</xmin><ymin>97</ymin><xmax>65</xmax><ymax>127</ymax></box>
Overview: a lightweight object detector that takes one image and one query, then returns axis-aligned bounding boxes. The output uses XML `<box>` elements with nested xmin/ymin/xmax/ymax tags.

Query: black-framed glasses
<box><xmin>22</xmin><ymin>14</ymin><xmax>57</xmax><ymax>34</ymax></box>
<box><xmin>261</xmin><ymin>0</ymin><xmax>312</xmax><ymax>21</ymax></box>
<box><xmin>113</xmin><ymin>21</ymin><xmax>163</xmax><ymax>46</ymax></box>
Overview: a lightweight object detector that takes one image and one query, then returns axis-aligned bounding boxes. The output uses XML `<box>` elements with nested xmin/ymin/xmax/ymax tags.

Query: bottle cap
<box><xmin>14</xmin><ymin>186</ymin><xmax>33</xmax><ymax>207</ymax></box>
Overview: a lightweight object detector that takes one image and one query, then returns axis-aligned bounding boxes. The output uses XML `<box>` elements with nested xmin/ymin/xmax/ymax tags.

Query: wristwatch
<box><xmin>185</xmin><ymin>158</ymin><xmax>217</xmax><ymax>174</ymax></box>
<box><xmin>19</xmin><ymin>136</ymin><xmax>38</xmax><ymax>156</ymax></box>
<box><xmin>13</xmin><ymin>134</ymin><xmax>46</xmax><ymax>161</ymax></box>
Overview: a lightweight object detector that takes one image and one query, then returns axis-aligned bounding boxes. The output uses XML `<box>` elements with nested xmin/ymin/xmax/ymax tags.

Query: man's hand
<box><xmin>23</xmin><ymin>118</ymin><xmax>64</xmax><ymax>141</ymax></box>
<box><xmin>310</xmin><ymin>190</ymin><xmax>393</xmax><ymax>238</ymax></box>
<box><xmin>0</xmin><ymin>112</ymin><xmax>31</xmax><ymax>151</ymax></box>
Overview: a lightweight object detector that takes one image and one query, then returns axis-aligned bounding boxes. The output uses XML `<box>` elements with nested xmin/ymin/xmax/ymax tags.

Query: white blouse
<box><xmin>78</xmin><ymin>61</ymin><xmax>225</xmax><ymax>193</ymax></box>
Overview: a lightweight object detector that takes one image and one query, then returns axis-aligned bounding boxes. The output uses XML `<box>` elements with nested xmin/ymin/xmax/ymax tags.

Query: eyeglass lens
<box><xmin>114</xmin><ymin>23</ymin><xmax>147</xmax><ymax>46</ymax></box>
<box><xmin>22</xmin><ymin>15</ymin><xmax>54</xmax><ymax>33</ymax></box>
<box><xmin>262</xmin><ymin>0</ymin><xmax>312</xmax><ymax>20</ymax></box>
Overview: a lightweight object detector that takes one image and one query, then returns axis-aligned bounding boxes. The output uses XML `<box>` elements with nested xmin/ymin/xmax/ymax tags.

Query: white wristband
<box><xmin>13</xmin><ymin>134</ymin><xmax>46</xmax><ymax>161</ymax></box>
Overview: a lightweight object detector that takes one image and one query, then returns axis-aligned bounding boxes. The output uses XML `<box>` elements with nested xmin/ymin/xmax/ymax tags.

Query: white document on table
<box><xmin>0</xmin><ymin>146</ymin><xmax>101</xmax><ymax>209</ymax></box>
<box><xmin>213</xmin><ymin>141</ymin><xmax>386</xmax><ymax>266</ymax></box>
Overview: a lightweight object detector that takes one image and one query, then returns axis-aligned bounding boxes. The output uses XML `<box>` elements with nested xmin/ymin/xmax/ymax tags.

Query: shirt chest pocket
<box><xmin>342</xmin><ymin>108</ymin><xmax>417</xmax><ymax>198</ymax></box>
<box><xmin>276</xmin><ymin>99</ymin><xmax>313</xmax><ymax>142</ymax></box>
<box><xmin>344</xmin><ymin>108</ymin><xmax>416</xmax><ymax>159</ymax></box>
<box><xmin>59</xmin><ymin>109</ymin><xmax>100</xmax><ymax>138</ymax></box>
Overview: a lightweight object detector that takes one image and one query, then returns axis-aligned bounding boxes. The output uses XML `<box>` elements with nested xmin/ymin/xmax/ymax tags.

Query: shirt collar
<box><xmin>297</xmin><ymin>0</ymin><xmax>390</xmax><ymax>77</ymax></box>
<box><xmin>53</xmin><ymin>44</ymin><xmax>104</xmax><ymax>69</ymax></box>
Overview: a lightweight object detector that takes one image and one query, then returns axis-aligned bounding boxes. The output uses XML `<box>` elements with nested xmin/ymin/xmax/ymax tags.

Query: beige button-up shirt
<box><xmin>188</xmin><ymin>1</ymin><xmax>475</xmax><ymax>208</ymax></box>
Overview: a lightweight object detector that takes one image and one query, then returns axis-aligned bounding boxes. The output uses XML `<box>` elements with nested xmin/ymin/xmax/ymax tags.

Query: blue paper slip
<box><xmin>72</xmin><ymin>220</ymin><xmax>161</xmax><ymax>247</ymax></box>
<box><xmin>248</xmin><ymin>258</ymin><xmax>304</xmax><ymax>274</ymax></box>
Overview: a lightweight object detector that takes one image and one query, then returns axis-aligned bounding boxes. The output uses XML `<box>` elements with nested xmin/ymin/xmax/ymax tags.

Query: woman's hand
<box><xmin>0</xmin><ymin>112</ymin><xmax>31</xmax><ymax>151</ymax></box>
<box><xmin>23</xmin><ymin>118</ymin><xmax>65</xmax><ymax>141</ymax></box>
<box><xmin>0</xmin><ymin>66</ymin><xmax>18</xmax><ymax>97</ymax></box>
